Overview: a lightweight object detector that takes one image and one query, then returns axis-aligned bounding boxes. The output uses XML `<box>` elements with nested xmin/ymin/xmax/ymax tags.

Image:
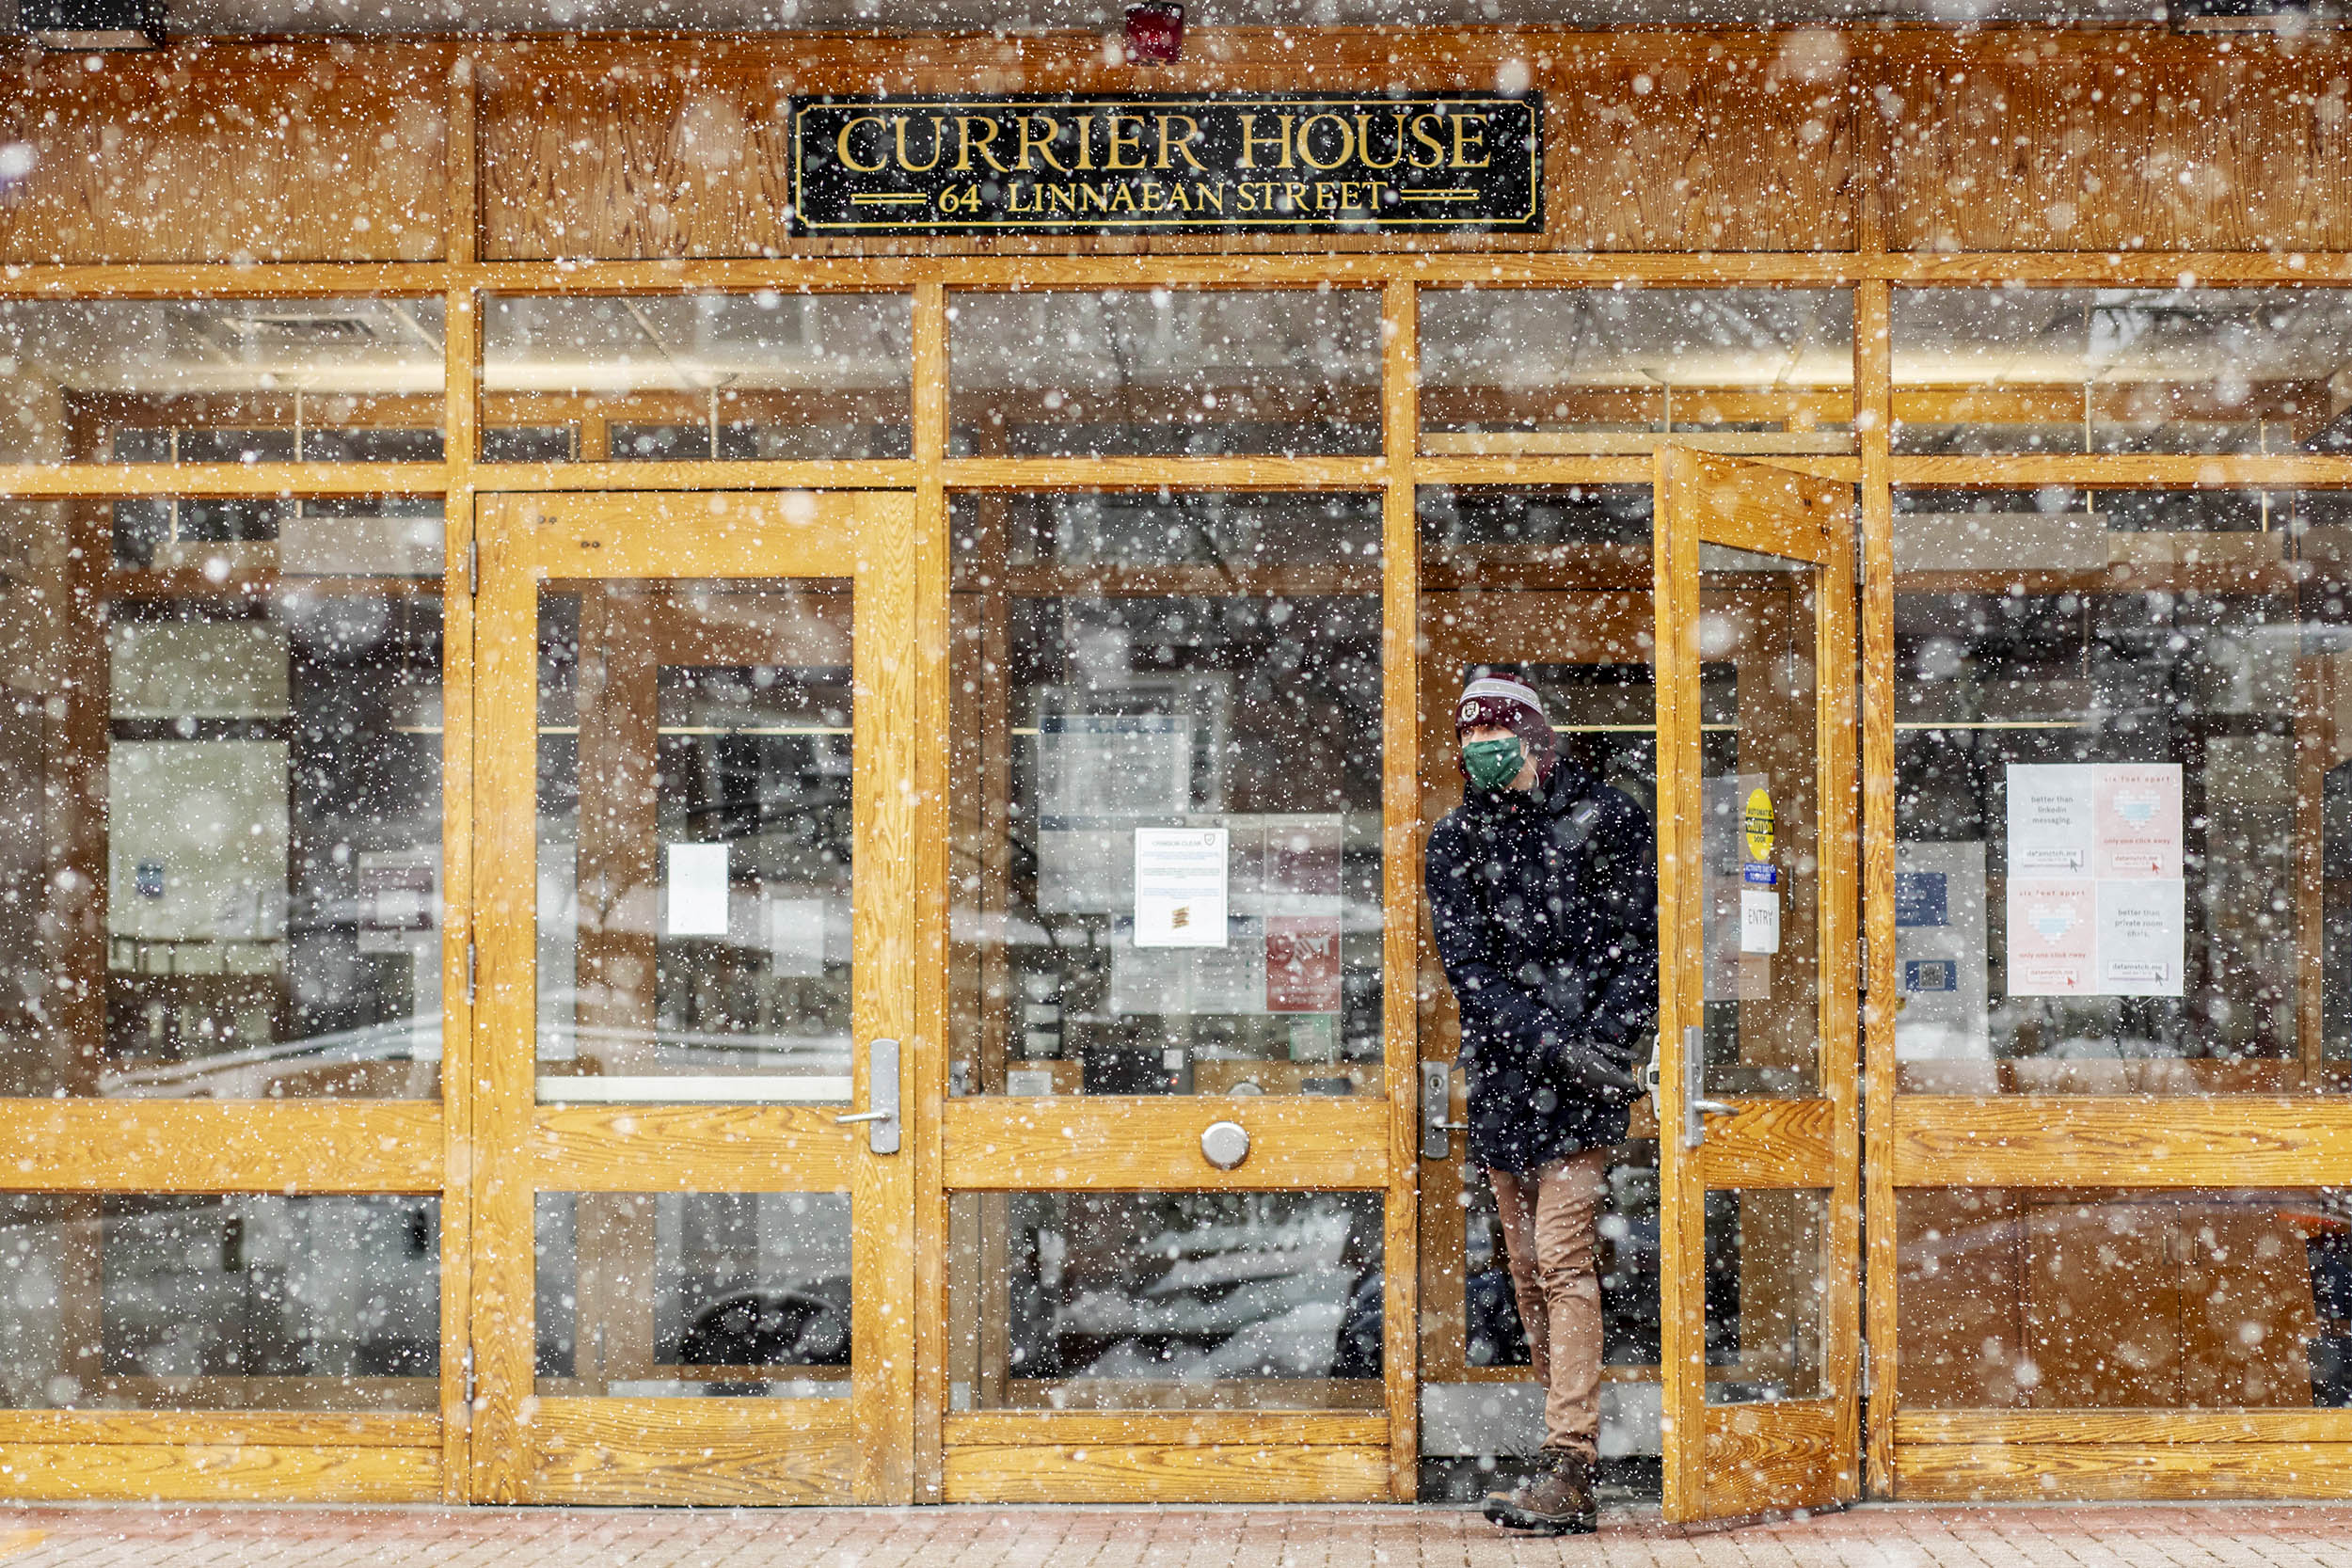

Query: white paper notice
<box><xmin>765</xmin><ymin>896</ymin><xmax>828</xmax><ymax>976</ymax></box>
<box><xmin>1135</xmin><ymin>827</ymin><xmax>1229</xmax><ymax>948</ymax></box>
<box><xmin>2096</xmin><ymin>879</ymin><xmax>2185</xmax><ymax>995</ymax></box>
<box><xmin>666</xmin><ymin>842</ymin><xmax>731</xmax><ymax>937</ymax></box>
<box><xmin>2003</xmin><ymin>764</ymin><xmax>2185</xmax><ymax>997</ymax></box>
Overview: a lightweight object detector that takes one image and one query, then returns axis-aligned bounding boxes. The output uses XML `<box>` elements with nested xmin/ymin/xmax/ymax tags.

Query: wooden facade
<box><xmin>5</xmin><ymin>21</ymin><xmax>2352</xmax><ymax>1515</ymax></box>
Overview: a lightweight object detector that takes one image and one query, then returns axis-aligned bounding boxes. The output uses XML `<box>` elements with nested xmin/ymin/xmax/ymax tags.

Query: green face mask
<box><xmin>1463</xmin><ymin>736</ymin><xmax>1526</xmax><ymax>791</ymax></box>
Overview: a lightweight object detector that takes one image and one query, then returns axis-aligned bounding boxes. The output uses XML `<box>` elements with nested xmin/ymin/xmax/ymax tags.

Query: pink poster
<box><xmin>2092</xmin><ymin>765</ymin><xmax>2184</xmax><ymax>879</ymax></box>
<box><xmin>2005</xmin><ymin>878</ymin><xmax>2095</xmax><ymax>995</ymax></box>
<box><xmin>1264</xmin><ymin>915</ymin><xmax>1343</xmax><ymax>1012</ymax></box>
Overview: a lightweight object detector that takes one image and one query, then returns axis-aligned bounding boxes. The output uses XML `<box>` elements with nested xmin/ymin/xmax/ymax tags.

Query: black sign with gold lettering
<box><xmin>787</xmin><ymin>94</ymin><xmax>1541</xmax><ymax>235</ymax></box>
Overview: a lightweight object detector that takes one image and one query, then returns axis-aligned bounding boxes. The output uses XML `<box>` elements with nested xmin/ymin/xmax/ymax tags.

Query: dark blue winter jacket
<box><xmin>1423</xmin><ymin>758</ymin><xmax>1660</xmax><ymax>1172</ymax></box>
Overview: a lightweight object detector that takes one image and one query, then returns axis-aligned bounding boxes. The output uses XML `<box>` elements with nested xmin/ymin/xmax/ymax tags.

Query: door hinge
<box><xmin>467</xmin><ymin>535</ymin><xmax>479</xmax><ymax>597</ymax></box>
<box><xmin>466</xmin><ymin>939</ymin><xmax>477</xmax><ymax>1007</ymax></box>
<box><xmin>462</xmin><ymin>1345</ymin><xmax>477</xmax><ymax>1408</ymax></box>
<box><xmin>1859</xmin><ymin>1338</ymin><xmax>1872</xmax><ymax>1398</ymax></box>
<box><xmin>1858</xmin><ymin>933</ymin><xmax>1869</xmax><ymax>992</ymax></box>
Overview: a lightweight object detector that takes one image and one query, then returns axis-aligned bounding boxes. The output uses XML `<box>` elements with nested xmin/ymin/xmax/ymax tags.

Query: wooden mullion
<box><xmin>910</xmin><ymin>279</ymin><xmax>951</xmax><ymax>1503</ymax></box>
<box><xmin>1378</xmin><ymin>277</ymin><xmax>1420</xmax><ymax>1502</ymax></box>
<box><xmin>1855</xmin><ymin>277</ymin><xmax>1899</xmax><ymax>1498</ymax></box>
<box><xmin>446</xmin><ymin>56</ymin><xmax>479</xmax><ymax>269</ymax></box>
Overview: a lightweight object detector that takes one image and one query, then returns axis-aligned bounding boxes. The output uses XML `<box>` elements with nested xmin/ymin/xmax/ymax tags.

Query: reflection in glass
<box><xmin>948</xmin><ymin>290</ymin><xmax>1380</xmax><ymax>457</ymax></box>
<box><xmin>1893</xmin><ymin>288</ymin><xmax>2352</xmax><ymax>454</ymax></box>
<box><xmin>1419</xmin><ymin>289</ymin><xmax>1853</xmax><ymax>449</ymax></box>
<box><xmin>947</xmin><ymin>1191</ymin><xmax>1382</xmax><ymax>1409</ymax></box>
<box><xmin>2</xmin><ymin>499</ymin><xmax>444</xmax><ymax>1098</ymax></box>
<box><xmin>482</xmin><ymin>293</ymin><xmax>911</xmax><ymax>462</ymax></box>
<box><xmin>0</xmin><ymin>1195</ymin><xmax>438</xmax><ymax>1410</ymax></box>
<box><xmin>534</xmin><ymin>1192</ymin><xmax>850</xmax><ymax>1399</ymax></box>
<box><xmin>1892</xmin><ymin>488</ymin><xmax>2352</xmax><ymax>1093</ymax></box>
<box><xmin>1696</xmin><ymin>544</ymin><xmax>1820</xmax><ymax>1098</ymax></box>
<box><xmin>1898</xmin><ymin>1188</ymin><xmax>2351</xmax><ymax>1409</ymax></box>
<box><xmin>534</xmin><ymin>581</ymin><xmax>852</xmax><ymax>1099</ymax></box>
<box><xmin>946</xmin><ymin>494</ymin><xmax>1381</xmax><ymax>1098</ymax></box>
<box><xmin>0</xmin><ymin>298</ymin><xmax>445</xmax><ymax>465</ymax></box>
<box><xmin>1701</xmin><ymin>1188</ymin><xmax>1826</xmax><ymax>1405</ymax></box>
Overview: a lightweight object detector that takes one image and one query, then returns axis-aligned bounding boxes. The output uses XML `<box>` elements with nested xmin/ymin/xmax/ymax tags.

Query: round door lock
<box><xmin>1200</xmin><ymin>1119</ymin><xmax>1251</xmax><ymax>1171</ymax></box>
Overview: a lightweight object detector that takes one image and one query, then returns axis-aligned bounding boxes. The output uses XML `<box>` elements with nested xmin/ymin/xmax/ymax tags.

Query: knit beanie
<box><xmin>1454</xmin><ymin>673</ymin><xmax>1559</xmax><ymax>783</ymax></box>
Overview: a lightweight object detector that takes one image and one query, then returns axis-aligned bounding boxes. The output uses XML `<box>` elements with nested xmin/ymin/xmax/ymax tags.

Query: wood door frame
<box><xmin>468</xmin><ymin>487</ymin><xmax>921</xmax><ymax>1506</ymax></box>
<box><xmin>1652</xmin><ymin>446</ymin><xmax>1860</xmax><ymax>1524</ymax></box>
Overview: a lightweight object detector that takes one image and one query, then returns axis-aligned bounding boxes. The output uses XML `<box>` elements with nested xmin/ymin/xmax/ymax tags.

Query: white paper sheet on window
<box><xmin>1135</xmin><ymin>826</ymin><xmax>1229</xmax><ymax>947</ymax></box>
<box><xmin>665</xmin><ymin>842</ymin><xmax>731</xmax><ymax>937</ymax></box>
<box><xmin>766</xmin><ymin>896</ymin><xmax>828</xmax><ymax>976</ymax></box>
<box><xmin>2003</xmin><ymin>764</ymin><xmax>2184</xmax><ymax>998</ymax></box>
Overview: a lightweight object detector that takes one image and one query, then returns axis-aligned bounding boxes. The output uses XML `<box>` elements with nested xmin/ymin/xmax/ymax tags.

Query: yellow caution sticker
<box><xmin>1743</xmin><ymin>787</ymin><xmax>1775</xmax><ymax>862</ymax></box>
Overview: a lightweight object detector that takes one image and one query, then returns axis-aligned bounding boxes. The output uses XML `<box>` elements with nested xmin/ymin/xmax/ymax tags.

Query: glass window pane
<box><xmin>948</xmin><ymin>291</ymin><xmax>1380</xmax><ymax>457</ymax></box>
<box><xmin>535</xmin><ymin>581</ymin><xmax>852</xmax><ymax>1101</ymax></box>
<box><xmin>2</xmin><ymin>500</ymin><xmax>444</xmax><ymax>1098</ymax></box>
<box><xmin>1420</xmin><ymin>289</ymin><xmax>1853</xmax><ymax>451</ymax></box>
<box><xmin>0</xmin><ymin>1194</ymin><xmax>438</xmax><ymax>1410</ymax></box>
<box><xmin>1892</xmin><ymin>488</ymin><xmax>2352</xmax><ymax>1094</ymax></box>
<box><xmin>947</xmin><ymin>1191</ymin><xmax>1383</xmax><ymax>1410</ymax></box>
<box><xmin>946</xmin><ymin>494</ymin><xmax>1381</xmax><ymax>1099</ymax></box>
<box><xmin>1893</xmin><ymin>288</ymin><xmax>2352</xmax><ymax>454</ymax></box>
<box><xmin>1703</xmin><ymin>1188</ymin><xmax>1827</xmax><ymax>1406</ymax></box>
<box><xmin>1899</xmin><ymin>1188</ymin><xmax>2346</xmax><ymax>1410</ymax></box>
<box><xmin>0</xmin><ymin>299</ymin><xmax>444</xmax><ymax>465</ymax></box>
<box><xmin>483</xmin><ymin>293</ymin><xmax>911</xmax><ymax>463</ymax></box>
<box><xmin>534</xmin><ymin>1192</ymin><xmax>850</xmax><ymax>1399</ymax></box>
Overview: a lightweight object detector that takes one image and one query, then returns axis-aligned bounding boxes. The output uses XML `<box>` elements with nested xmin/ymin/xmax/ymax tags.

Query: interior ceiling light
<box><xmin>18</xmin><ymin>0</ymin><xmax>167</xmax><ymax>49</ymax></box>
<box><xmin>1123</xmin><ymin>0</ymin><xmax>1184</xmax><ymax>64</ymax></box>
<box><xmin>2168</xmin><ymin>0</ymin><xmax>2318</xmax><ymax>30</ymax></box>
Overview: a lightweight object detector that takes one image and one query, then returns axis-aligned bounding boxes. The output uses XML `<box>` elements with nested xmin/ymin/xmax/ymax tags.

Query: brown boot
<box><xmin>1486</xmin><ymin>1448</ymin><xmax>1597</xmax><ymax>1536</ymax></box>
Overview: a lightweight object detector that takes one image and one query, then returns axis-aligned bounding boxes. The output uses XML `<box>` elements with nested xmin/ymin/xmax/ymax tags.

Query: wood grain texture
<box><xmin>530</xmin><ymin>1104</ymin><xmax>856</xmax><ymax>1192</ymax></box>
<box><xmin>520</xmin><ymin>489</ymin><xmax>861</xmax><ymax>578</ymax></box>
<box><xmin>521</xmin><ymin>1398</ymin><xmax>854</xmax><ymax>1506</ymax></box>
<box><xmin>0</xmin><ymin>1443</ymin><xmax>441</xmax><ymax>1503</ymax></box>
<box><xmin>1893</xmin><ymin>1442</ymin><xmax>2352</xmax><ymax>1502</ymax></box>
<box><xmin>1379</xmin><ymin>276</ymin><xmax>1422</xmax><ymax>1503</ymax></box>
<box><xmin>0</xmin><ymin>41</ymin><xmax>450</xmax><ymax>263</ymax></box>
<box><xmin>1859</xmin><ymin>274</ymin><xmax>1900</xmax><ymax>1501</ymax></box>
<box><xmin>1701</xmin><ymin>1399</ymin><xmax>1846</xmax><ymax>1517</ymax></box>
<box><xmin>940</xmin><ymin>1443</ymin><xmax>1390</xmax><ymax>1504</ymax></box>
<box><xmin>1883</xmin><ymin>34</ymin><xmax>2352</xmax><ymax>254</ymax></box>
<box><xmin>940</xmin><ymin>1096</ymin><xmax>1391</xmax><ymax>1190</ymax></box>
<box><xmin>1892</xmin><ymin>1097</ymin><xmax>2352</xmax><ymax>1187</ymax></box>
<box><xmin>0</xmin><ymin>1101</ymin><xmax>441</xmax><ymax>1192</ymax></box>
<box><xmin>1697</xmin><ymin>1099</ymin><xmax>1838</xmax><ymax>1189</ymax></box>
<box><xmin>942</xmin><ymin>1411</ymin><xmax>1386</xmax><ymax>1447</ymax></box>
<box><xmin>0</xmin><ymin>1411</ymin><xmax>437</xmax><ymax>1447</ymax></box>
<box><xmin>1896</xmin><ymin>1410</ymin><xmax>2352</xmax><ymax>1445</ymax></box>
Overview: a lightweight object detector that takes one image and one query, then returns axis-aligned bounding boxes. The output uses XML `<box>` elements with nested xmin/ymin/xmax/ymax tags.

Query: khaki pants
<box><xmin>1487</xmin><ymin>1147</ymin><xmax>1613</xmax><ymax>1460</ymax></box>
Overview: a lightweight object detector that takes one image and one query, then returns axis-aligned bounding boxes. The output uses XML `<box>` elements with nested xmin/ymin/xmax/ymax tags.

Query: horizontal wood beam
<box><xmin>941</xmin><ymin>1095</ymin><xmax>1391</xmax><ymax>1190</ymax></box>
<box><xmin>0</xmin><ymin>1411</ymin><xmax>438</xmax><ymax>1448</ymax></box>
<box><xmin>1891</xmin><ymin>1096</ymin><xmax>2352</xmax><ymax>1187</ymax></box>
<box><xmin>1894</xmin><ymin>1441</ymin><xmax>2352</xmax><ymax>1502</ymax></box>
<box><xmin>0</xmin><ymin>1442</ymin><xmax>442</xmax><ymax>1502</ymax></box>
<box><xmin>1896</xmin><ymin>1410</ymin><xmax>2352</xmax><ymax>1446</ymax></box>
<box><xmin>943</xmin><ymin>1411</ymin><xmax>1386</xmax><ymax>1447</ymax></box>
<box><xmin>0</xmin><ymin>1101</ymin><xmax>443</xmax><ymax>1192</ymax></box>
<box><xmin>531</xmin><ymin>1104</ymin><xmax>856</xmax><ymax>1193</ymax></box>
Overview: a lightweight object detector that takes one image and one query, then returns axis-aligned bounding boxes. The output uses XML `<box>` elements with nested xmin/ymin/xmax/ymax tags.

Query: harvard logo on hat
<box><xmin>1459</xmin><ymin>701</ymin><xmax>1479</xmax><ymax>723</ymax></box>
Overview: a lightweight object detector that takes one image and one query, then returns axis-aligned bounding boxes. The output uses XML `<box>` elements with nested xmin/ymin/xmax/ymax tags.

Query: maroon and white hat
<box><xmin>1455</xmin><ymin>674</ymin><xmax>1558</xmax><ymax>777</ymax></box>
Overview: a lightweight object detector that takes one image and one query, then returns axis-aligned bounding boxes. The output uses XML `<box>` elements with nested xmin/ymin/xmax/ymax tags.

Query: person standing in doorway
<box><xmin>1424</xmin><ymin>673</ymin><xmax>1659</xmax><ymax>1536</ymax></box>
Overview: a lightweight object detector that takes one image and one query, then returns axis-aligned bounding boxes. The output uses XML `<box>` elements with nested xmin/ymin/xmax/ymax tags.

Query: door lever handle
<box><xmin>1690</xmin><ymin>1098</ymin><xmax>1738</xmax><ymax>1117</ymax></box>
<box><xmin>843</xmin><ymin>1037</ymin><xmax>901</xmax><ymax>1154</ymax></box>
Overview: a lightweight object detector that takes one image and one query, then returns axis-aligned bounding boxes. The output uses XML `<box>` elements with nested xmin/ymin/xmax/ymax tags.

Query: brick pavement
<box><xmin>4</xmin><ymin>1504</ymin><xmax>2352</xmax><ymax>1568</ymax></box>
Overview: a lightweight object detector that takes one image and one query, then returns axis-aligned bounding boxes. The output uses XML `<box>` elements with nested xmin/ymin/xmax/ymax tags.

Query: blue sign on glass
<box><xmin>1904</xmin><ymin>958</ymin><xmax>1958</xmax><ymax>993</ymax></box>
<box><xmin>1895</xmin><ymin>871</ymin><xmax>1947</xmax><ymax>928</ymax></box>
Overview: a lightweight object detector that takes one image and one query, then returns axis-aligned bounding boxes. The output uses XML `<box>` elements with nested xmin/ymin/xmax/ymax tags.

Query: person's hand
<box><xmin>1536</xmin><ymin>1029</ymin><xmax>1640</xmax><ymax>1101</ymax></box>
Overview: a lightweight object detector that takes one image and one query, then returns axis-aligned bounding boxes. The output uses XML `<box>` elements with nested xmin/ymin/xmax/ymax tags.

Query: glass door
<box><xmin>469</xmin><ymin>490</ymin><xmax>918</xmax><ymax>1504</ymax></box>
<box><xmin>1651</xmin><ymin>448</ymin><xmax>1860</xmax><ymax>1523</ymax></box>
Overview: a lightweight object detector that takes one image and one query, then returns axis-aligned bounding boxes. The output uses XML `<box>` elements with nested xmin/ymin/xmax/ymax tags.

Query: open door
<box><xmin>1651</xmin><ymin>449</ymin><xmax>1860</xmax><ymax>1523</ymax></box>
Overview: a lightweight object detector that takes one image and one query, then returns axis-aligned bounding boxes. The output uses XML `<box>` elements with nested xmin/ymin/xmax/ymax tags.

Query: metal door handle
<box><xmin>1680</xmin><ymin>1024</ymin><xmax>1739</xmax><ymax>1148</ymax></box>
<box><xmin>1421</xmin><ymin>1061</ymin><xmax>1468</xmax><ymax>1159</ymax></box>
<box><xmin>840</xmin><ymin>1037</ymin><xmax>900</xmax><ymax>1155</ymax></box>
